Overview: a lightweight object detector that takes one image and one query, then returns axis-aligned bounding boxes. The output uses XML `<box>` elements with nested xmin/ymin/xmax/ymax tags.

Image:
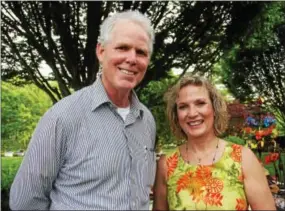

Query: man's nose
<box><xmin>126</xmin><ymin>49</ymin><xmax>137</xmax><ymax>65</ymax></box>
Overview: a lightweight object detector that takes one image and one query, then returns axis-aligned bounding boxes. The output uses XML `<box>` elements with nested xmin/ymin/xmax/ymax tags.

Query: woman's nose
<box><xmin>187</xmin><ymin>107</ymin><xmax>198</xmax><ymax>117</ymax></box>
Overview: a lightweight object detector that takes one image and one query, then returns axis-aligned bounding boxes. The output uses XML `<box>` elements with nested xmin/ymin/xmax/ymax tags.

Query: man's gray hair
<box><xmin>97</xmin><ymin>10</ymin><xmax>155</xmax><ymax>55</ymax></box>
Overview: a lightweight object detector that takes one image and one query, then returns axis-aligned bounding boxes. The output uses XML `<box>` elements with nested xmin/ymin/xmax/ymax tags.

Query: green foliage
<box><xmin>224</xmin><ymin>135</ymin><xmax>246</xmax><ymax>146</ymax></box>
<box><xmin>1</xmin><ymin>157</ymin><xmax>23</xmax><ymax>191</ymax></box>
<box><xmin>214</xmin><ymin>2</ymin><xmax>285</xmax><ymax>134</ymax></box>
<box><xmin>1</xmin><ymin>157</ymin><xmax>23</xmax><ymax>210</ymax></box>
<box><xmin>245</xmin><ymin>2</ymin><xmax>285</xmax><ymax>49</ymax></box>
<box><xmin>258</xmin><ymin>152</ymin><xmax>285</xmax><ymax>176</ymax></box>
<box><xmin>215</xmin><ymin>2</ymin><xmax>285</xmax><ymax>101</ymax></box>
<box><xmin>1</xmin><ymin>1</ymin><xmax>267</xmax><ymax>103</ymax></box>
<box><xmin>1</xmin><ymin>82</ymin><xmax>52</xmax><ymax>151</ymax></box>
<box><xmin>268</xmin><ymin>107</ymin><xmax>285</xmax><ymax>137</ymax></box>
<box><xmin>139</xmin><ymin>76</ymin><xmax>179</xmax><ymax>148</ymax></box>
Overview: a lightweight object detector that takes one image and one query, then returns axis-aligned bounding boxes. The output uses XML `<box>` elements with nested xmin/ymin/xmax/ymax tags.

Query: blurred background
<box><xmin>1</xmin><ymin>1</ymin><xmax>285</xmax><ymax>210</ymax></box>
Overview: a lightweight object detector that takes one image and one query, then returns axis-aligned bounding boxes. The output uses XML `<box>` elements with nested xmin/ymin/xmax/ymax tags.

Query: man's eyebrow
<box><xmin>115</xmin><ymin>42</ymin><xmax>129</xmax><ymax>46</ymax></box>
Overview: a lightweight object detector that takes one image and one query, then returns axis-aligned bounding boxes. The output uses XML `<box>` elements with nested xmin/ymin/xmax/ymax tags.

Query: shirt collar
<box><xmin>91</xmin><ymin>78</ymin><xmax>144</xmax><ymax>117</ymax></box>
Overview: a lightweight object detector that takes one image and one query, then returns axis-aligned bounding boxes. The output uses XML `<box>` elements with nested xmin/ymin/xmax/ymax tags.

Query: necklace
<box><xmin>185</xmin><ymin>138</ymin><xmax>220</xmax><ymax>210</ymax></box>
<box><xmin>185</xmin><ymin>138</ymin><xmax>220</xmax><ymax>165</ymax></box>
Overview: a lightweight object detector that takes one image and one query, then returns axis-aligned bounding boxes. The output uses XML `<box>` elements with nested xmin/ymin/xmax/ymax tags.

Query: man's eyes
<box><xmin>116</xmin><ymin>46</ymin><xmax>128</xmax><ymax>50</ymax></box>
<box><xmin>115</xmin><ymin>46</ymin><xmax>147</xmax><ymax>56</ymax></box>
<box><xmin>136</xmin><ymin>50</ymin><xmax>147</xmax><ymax>56</ymax></box>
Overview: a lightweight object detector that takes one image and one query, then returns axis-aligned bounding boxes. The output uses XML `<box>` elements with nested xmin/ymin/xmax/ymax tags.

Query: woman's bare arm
<box><xmin>242</xmin><ymin>147</ymin><xmax>276</xmax><ymax>210</ymax></box>
<box><xmin>153</xmin><ymin>155</ymin><xmax>169</xmax><ymax>211</ymax></box>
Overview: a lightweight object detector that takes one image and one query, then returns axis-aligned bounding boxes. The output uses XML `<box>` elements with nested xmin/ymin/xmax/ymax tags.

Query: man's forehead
<box><xmin>111</xmin><ymin>20</ymin><xmax>148</xmax><ymax>37</ymax></box>
<box><xmin>113</xmin><ymin>19</ymin><xmax>142</xmax><ymax>29</ymax></box>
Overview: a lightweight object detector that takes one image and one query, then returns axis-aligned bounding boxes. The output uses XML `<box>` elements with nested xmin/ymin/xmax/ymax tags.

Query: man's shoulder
<box><xmin>136</xmin><ymin>100</ymin><xmax>152</xmax><ymax>116</ymax></box>
<box><xmin>139</xmin><ymin>102</ymin><xmax>152</xmax><ymax>114</ymax></box>
<box><xmin>138</xmin><ymin>102</ymin><xmax>155</xmax><ymax>123</ymax></box>
<box><xmin>45</xmin><ymin>85</ymin><xmax>94</xmax><ymax>120</ymax></box>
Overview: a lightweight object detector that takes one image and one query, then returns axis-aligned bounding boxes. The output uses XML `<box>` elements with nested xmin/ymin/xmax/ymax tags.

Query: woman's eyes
<box><xmin>197</xmin><ymin>101</ymin><xmax>206</xmax><ymax>106</ymax></box>
<box><xmin>178</xmin><ymin>105</ymin><xmax>187</xmax><ymax>110</ymax></box>
<box><xmin>177</xmin><ymin>102</ymin><xmax>206</xmax><ymax>109</ymax></box>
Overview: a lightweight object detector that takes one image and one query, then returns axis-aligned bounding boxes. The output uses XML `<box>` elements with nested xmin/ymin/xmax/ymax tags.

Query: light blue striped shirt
<box><xmin>9</xmin><ymin>78</ymin><xmax>156</xmax><ymax>210</ymax></box>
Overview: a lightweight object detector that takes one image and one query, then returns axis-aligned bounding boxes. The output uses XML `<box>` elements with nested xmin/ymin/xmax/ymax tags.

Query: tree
<box><xmin>139</xmin><ymin>76</ymin><xmax>178</xmax><ymax>147</ymax></box>
<box><xmin>1</xmin><ymin>82</ymin><xmax>52</xmax><ymax>150</ymax></box>
<box><xmin>215</xmin><ymin>2</ymin><xmax>285</xmax><ymax>132</ymax></box>
<box><xmin>231</xmin><ymin>42</ymin><xmax>285</xmax><ymax>118</ymax></box>
<box><xmin>1</xmin><ymin>1</ymin><xmax>266</xmax><ymax>103</ymax></box>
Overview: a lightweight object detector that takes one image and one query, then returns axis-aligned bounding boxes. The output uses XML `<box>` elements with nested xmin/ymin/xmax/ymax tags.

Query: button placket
<box><xmin>144</xmin><ymin>145</ymin><xmax>148</xmax><ymax>161</ymax></box>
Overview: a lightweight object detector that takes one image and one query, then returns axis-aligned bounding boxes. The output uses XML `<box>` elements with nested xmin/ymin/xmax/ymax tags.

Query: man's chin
<box><xmin>118</xmin><ymin>81</ymin><xmax>138</xmax><ymax>90</ymax></box>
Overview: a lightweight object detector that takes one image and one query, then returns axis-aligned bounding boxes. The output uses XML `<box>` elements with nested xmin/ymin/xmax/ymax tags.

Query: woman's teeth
<box><xmin>188</xmin><ymin>120</ymin><xmax>203</xmax><ymax>126</ymax></box>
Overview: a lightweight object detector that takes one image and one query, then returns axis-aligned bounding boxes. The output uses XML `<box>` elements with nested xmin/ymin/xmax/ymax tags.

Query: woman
<box><xmin>153</xmin><ymin>75</ymin><xmax>275</xmax><ymax>210</ymax></box>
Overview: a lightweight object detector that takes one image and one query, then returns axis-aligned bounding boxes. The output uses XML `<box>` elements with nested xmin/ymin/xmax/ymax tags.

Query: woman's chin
<box><xmin>186</xmin><ymin>128</ymin><xmax>204</xmax><ymax>138</ymax></box>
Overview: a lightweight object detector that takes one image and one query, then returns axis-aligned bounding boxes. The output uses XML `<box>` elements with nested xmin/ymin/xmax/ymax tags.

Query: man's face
<box><xmin>96</xmin><ymin>20</ymin><xmax>151</xmax><ymax>93</ymax></box>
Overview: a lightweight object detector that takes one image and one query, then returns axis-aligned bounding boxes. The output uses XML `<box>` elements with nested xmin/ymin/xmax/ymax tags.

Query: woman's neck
<box><xmin>187</xmin><ymin>134</ymin><xmax>218</xmax><ymax>153</ymax></box>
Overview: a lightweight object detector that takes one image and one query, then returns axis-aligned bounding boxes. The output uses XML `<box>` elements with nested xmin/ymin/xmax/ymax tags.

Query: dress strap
<box><xmin>165</xmin><ymin>147</ymin><xmax>180</xmax><ymax>180</ymax></box>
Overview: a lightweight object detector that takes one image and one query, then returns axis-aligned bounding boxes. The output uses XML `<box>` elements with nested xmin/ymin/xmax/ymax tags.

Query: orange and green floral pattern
<box><xmin>166</xmin><ymin>142</ymin><xmax>248</xmax><ymax>210</ymax></box>
<box><xmin>167</xmin><ymin>152</ymin><xmax>179</xmax><ymax>178</ymax></box>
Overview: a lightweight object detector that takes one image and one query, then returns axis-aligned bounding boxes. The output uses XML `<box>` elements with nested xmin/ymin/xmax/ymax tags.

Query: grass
<box><xmin>1</xmin><ymin>157</ymin><xmax>23</xmax><ymax>190</ymax></box>
<box><xmin>1</xmin><ymin>157</ymin><xmax>23</xmax><ymax>211</ymax></box>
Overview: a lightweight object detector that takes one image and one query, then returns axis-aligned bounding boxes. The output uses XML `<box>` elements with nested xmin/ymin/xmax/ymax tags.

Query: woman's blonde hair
<box><xmin>164</xmin><ymin>74</ymin><xmax>228</xmax><ymax>140</ymax></box>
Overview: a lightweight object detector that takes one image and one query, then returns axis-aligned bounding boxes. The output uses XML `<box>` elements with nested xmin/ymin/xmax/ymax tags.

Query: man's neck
<box><xmin>108</xmin><ymin>91</ymin><xmax>131</xmax><ymax>107</ymax></box>
<box><xmin>100</xmin><ymin>75</ymin><xmax>133</xmax><ymax>107</ymax></box>
<box><xmin>103</xmin><ymin>86</ymin><xmax>131</xmax><ymax>108</ymax></box>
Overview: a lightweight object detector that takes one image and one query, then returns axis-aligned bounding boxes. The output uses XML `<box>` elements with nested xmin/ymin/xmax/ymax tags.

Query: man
<box><xmin>10</xmin><ymin>10</ymin><xmax>156</xmax><ymax>210</ymax></box>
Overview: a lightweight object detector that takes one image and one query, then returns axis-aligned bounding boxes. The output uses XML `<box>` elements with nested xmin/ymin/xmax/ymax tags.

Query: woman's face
<box><xmin>176</xmin><ymin>84</ymin><xmax>215</xmax><ymax>139</ymax></box>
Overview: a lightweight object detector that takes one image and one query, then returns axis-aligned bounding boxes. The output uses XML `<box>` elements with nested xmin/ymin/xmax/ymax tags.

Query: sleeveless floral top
<box><xmin>166</xmin><ymin>142</ymin><xmax>248</xmax><ymax>210</ymax></box>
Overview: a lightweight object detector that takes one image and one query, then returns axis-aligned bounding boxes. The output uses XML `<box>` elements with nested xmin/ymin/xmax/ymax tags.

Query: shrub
<box><xmin>224</xmin><ymin>135</ymin><xmax>246</xmax><ymax>146</ymax></box>
<box><xmin>1</xmin><ymin>157</ymin><xmax>23</xmax><ymax>210</ymax></box>
<box><xmin>1</xmin><ymin>157</ymin><xmax>22</xmax><ymax>191</ymax></box>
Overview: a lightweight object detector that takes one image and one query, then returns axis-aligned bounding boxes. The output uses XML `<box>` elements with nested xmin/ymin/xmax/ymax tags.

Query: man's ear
<box><xmin>96</xmin><ymin>43</ymin><xmax>104</xmax><ymax>63</ymax></box>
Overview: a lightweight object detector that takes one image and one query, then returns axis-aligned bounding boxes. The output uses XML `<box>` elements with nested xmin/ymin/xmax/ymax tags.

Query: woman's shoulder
<box><xmin>223</xmin><ymin>140</ymin><xmax>245</xmax><ymax>150</ymax></box>
<box><xmin>161</xmin><ymin>146</ymin><xmax>180</xmax><ymax>159</ymax></box>
<box><xmin>219</xmin><ymin>140</ymin><xmax>245</xmax><ymax>163</ymax></box>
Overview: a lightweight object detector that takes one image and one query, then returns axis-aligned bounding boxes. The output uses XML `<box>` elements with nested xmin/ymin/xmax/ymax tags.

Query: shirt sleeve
<box><xmin>9</xmin><ymin>109</ymin><xmax>65</xmax><ymax>210</ymax></box>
